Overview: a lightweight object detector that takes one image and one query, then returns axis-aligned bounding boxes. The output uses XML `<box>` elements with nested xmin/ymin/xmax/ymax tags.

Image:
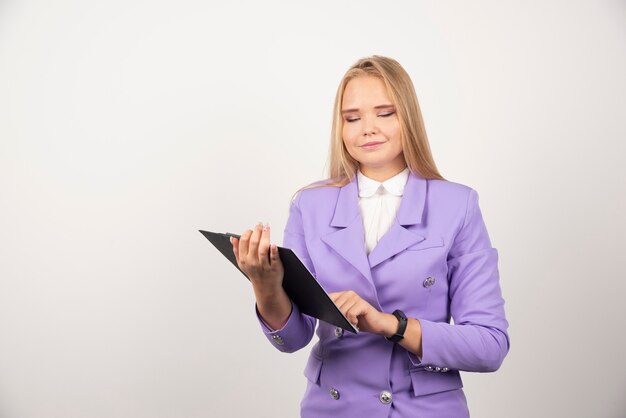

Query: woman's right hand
<box><xmin>231</xmin><ymin>222</ymin><xmax>284</xmax><ymax>296</ymax></box>
<box><xmin>232</xmin><ymin>222</ymin><xmax>291</xmax><ymax>330</ymax></box>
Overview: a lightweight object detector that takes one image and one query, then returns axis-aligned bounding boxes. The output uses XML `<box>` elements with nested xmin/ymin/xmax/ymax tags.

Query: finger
<box><xmin>335</xmin><ymin>294</ymin><xmax>355</xmax><ymax>312</ymax></box>
<box><xmin>258</xmin><ymin>223</ymin><xmax>271</xmax><ymax>268</ymax></box>
<box><xmin>340</xmin><ymin>299</ymin><xmax>359</xmax><ymax>319</ymax></box>
<box><xmin>231</xmin><ymin>237</ymin><xmax>240</xmax><ymax>263</ymax></box>
<box><xmin>332</xmin><ymin>295</ymin><xmax>355</xmax><ymax>319</ymax></box>
<box><xmin>247</xmin><ymin>222</ymin><xmax>263</xmax><ymax>263</ymax></box>
<box><xmin>269</xmin><ymin>243</ymin><xmax>280</xmax><ymax>266</ymax></box>
<box><xmin>343</xmin><ymin>306</ymin><xmax>358</xmax><ymax>326</ymax></box>
<box><xmin>238</xmin><ymin>229</ymin><xmax>253</xmax><ymax>260</ymax></box>
<box><xmin>344</xmin><ymin>302</ymin><xmax>366</xmax><ymax>326</ymax></box>
<box><xmin>333</xmin><ymin>291</ymin><xmax>356</xmax><ymax>310</ymax></box>
<box><xmin>329</xmin><ymin>291</ymin><xmax>346</xmax><ymax>306</ymax></box>
<box><xmin>328</xmin><ymin>292</ymin><xmax>341</xmax><ymax>303</ymax></box>
<box><xmin>336</xmin><ymin>296</ymin><xmax>352</xmax><ymax>313</ymax></box>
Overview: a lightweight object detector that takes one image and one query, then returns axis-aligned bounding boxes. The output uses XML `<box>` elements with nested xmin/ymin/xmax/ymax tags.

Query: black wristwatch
<box><xmin>385</xmin><ymin>309</ymin><xmax>408</xmax><ymax>343</ymax></box>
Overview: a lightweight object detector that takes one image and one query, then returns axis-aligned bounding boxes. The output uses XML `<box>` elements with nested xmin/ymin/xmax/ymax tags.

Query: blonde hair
<box><xmin>293</xmin><ymin>55</ymin><xmax>445</xmax><ymax>201</ymax></box>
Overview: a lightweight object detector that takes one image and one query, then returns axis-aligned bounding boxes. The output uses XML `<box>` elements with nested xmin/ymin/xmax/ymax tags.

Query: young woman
<box><xmin>230</xmin><ymin>56</ymin><xmax>509</xmax><ymax>418</ymax></box>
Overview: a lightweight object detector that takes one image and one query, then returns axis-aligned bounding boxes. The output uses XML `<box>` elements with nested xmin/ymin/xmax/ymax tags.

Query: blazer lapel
<box><xmin>320</xmin><ymin>176</ymin><xmax>374</xmax><ymax>286</ymax></box>
<box><xmin>319</xmin><ymin>171</ymin><xmax>430</xmax><ymax>281</ymax></box>
<box><xmin>367</xmin><ymin>172</ymin><xmax>428</xmax><ymax>269</ymax></box>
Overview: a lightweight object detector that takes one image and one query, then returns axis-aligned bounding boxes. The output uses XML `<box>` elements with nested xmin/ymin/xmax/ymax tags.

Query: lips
<box><xmin>361</xmin><ymin>141</ymin><xmax>385</xmax><ymax>147</ymax></box>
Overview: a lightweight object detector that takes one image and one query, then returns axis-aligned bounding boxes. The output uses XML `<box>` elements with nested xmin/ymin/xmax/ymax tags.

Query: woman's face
<box><xmin>341</xmin><ymin>76</ymin><xmax>405</xmax><ymax>179</ymax></box>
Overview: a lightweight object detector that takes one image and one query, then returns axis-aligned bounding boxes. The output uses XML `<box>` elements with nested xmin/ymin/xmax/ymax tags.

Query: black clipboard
<box><xmin>199</xmin><ymin>230</ymin><xmax>358</xmax><ymax>333</ymax></box>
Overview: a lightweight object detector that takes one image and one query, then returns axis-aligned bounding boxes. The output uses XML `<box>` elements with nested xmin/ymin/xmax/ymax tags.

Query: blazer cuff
<box><xmin>255</xmin><ymin>301</ymin><xmax>304</xmax><ymax>352</ymax></box>
<box><xmin>408</xmin><ymin>318</ymin><xmax>438</xmax><ymax>367</ymax></box>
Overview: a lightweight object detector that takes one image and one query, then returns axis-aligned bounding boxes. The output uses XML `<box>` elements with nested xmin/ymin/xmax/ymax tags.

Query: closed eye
<box><xmin>344</xmin><ymin>111</ymin><xmax>395</xmax><ymax>123</ymax></box>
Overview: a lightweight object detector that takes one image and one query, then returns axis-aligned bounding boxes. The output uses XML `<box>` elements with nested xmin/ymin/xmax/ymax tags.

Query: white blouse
<box><xmin>356</xmin><ymin>167</ymin><xmax>410</xmax><ymax>255</ymax></box>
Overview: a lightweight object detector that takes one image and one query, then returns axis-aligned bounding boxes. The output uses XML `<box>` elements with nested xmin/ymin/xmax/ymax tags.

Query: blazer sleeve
<box><xmin>254</xmin><ymin>191</ymin><xmax>317</xmax><ymax>353</ymax></box>
<box><xmin>409</xmin><ymin>188</ymin><xmax>510</xmax><ymax>372</ymax></box>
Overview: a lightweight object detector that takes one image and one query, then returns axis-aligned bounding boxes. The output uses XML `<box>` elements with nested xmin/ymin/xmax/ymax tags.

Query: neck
<box><xmin>360</xmin><ymin>163</ymin><xmax>407</xmax><ymax>182</ymax></box>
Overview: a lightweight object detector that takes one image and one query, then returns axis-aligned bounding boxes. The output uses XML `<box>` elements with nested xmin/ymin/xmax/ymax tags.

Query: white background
<box><xmin>1</xmin><ymin>1</ymin><xmax>625</xmax><ymax>417</ymax></box>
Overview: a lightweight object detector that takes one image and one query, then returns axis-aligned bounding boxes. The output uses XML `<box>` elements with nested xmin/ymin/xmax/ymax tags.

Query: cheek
<box><xmin>342</xmin><ymin>124</ymin><xmax>358</xmax><ymax>146</ymax></box>
<box><xmin>383</xmin><ymin>122</ymin><xmax>402</xmax><ymax>146</ymax></box>
<box><xmin>381</xmin><ymin>119</ymin><xmax>401</xmax><ymax>137</ymax></box>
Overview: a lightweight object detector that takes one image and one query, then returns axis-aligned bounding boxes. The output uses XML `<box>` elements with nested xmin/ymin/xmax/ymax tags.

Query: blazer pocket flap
<box><xmin>409</xmin><ymin>369</ymin><xmax>463</xmax><ymax>397</ymax></box>
<box><xmin>303</xmin><ymin>354</ymin><xmax>322</xmax><ymax>385</ymax></box>
<box><xmin>406</xmin><ymin>236</ymin><xmax>445</xmax><ymax>251</ymax></box>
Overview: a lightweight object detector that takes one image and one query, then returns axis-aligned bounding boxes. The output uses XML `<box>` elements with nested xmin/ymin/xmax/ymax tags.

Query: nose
<box><xmin>363</xmin><ymin>128</ymin><xmax>376</xmax><ymax>136</ymax></box>
<box><xmin>362</xmin><ymin>114</ymin><xmax>378</xmax><ymax>136</ymax></box>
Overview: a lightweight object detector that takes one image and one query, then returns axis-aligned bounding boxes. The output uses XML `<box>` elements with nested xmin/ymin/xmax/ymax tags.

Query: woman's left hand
<box><xmin>329</xmin><ymin>290</ymin><xmax>396</xmax><ymax>336</ymax></box>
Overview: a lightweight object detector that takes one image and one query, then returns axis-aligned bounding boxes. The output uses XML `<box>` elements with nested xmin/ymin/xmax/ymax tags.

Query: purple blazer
<box><xmin>257</xmin><ymin>172</ymin><xmax>509</xmax><ymax>418</ymax></box>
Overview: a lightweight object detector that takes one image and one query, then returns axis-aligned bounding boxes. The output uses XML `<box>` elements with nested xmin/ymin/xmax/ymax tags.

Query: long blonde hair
<box><xmin>293</xmin><ymin>55</ymin><xmax>445</xmax><ymax>200</ymax></box>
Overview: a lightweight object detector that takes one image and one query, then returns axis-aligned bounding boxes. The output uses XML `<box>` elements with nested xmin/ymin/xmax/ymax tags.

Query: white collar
<box><xmin>357</xmin><ymin>167</ymin><xmax>409</xmax><ymax>198</ymax></box>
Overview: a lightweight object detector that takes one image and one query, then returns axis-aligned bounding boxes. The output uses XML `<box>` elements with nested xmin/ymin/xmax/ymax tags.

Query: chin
<box><xmin>358</xmin><ymin>154</ymin><xmax>392</xmax><ymax>164</ymax></box>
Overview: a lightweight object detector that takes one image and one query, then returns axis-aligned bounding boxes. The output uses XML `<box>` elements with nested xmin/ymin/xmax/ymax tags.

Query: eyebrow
<box><xmin>341</xmin><ymin>104</ymin><xmax>395</xmax><ymax>114</ymax></box>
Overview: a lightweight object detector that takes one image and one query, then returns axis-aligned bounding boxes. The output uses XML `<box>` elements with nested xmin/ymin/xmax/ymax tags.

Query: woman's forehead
<box><xmin>342</xmin><ymin>76</ymin><xmax>393</xmax><ymax>109</ymax></box>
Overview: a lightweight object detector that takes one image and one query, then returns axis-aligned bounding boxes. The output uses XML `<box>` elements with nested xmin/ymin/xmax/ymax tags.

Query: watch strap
<box><xmin>385</xmin><ymin>309</ymin><xmax>408</xmax><ymax>343</ymax></box>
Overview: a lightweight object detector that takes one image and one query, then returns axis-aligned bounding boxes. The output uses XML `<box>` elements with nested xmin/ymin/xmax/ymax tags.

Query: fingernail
<box><xmin>229</xmin><ymin>237</ymin><xmax>233</xmax><ymax>244</ymax></box>
<box><xmin>263</xmin><ymin>222</ymin><xmax>269</xmax><ymax>231</ymax></box>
